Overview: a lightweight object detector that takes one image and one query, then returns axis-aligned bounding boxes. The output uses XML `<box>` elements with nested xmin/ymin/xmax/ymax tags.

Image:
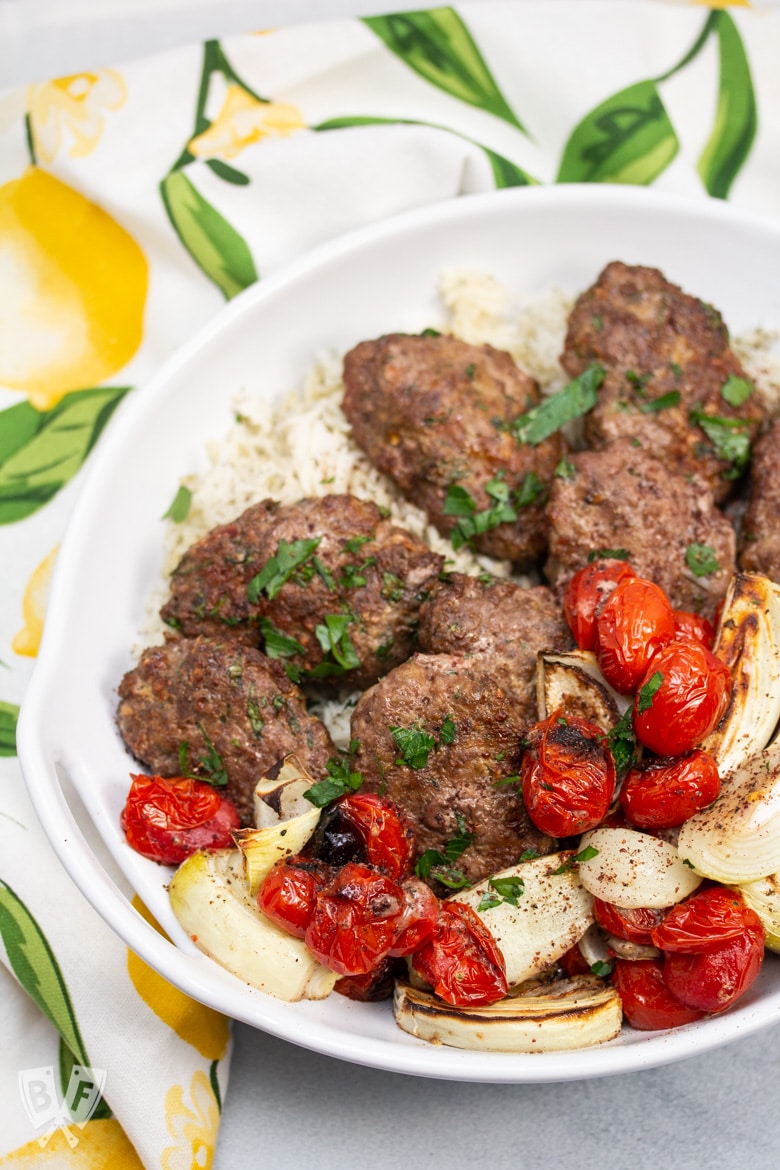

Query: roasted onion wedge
<box><xmin>236</xmin><ymin>753</ymin><xmax>322</xmax><ymax>893</ymax></box>
<box><xmin>536</xmin><ymin>649</ymin><xmax>628</xmax><ymax>730</ymax></box>
<box><xmin>578</xmin><ymin>827</ymin><xmax>702</xmax><ymax>908</ymax></box>
<box><xmin>394</xmin><ymin>975</ymin><xmax>622</xmax><ymax>1053</ymax></box>
<box><xmin>736</xmin><ymin>873</ymin><xmax>780</xmax><ymax>951</ymax></box>
<box><xmin>168</xmin><ymin>848</ymin><xmax>337</xmax><ymax>1001</ymax></box>
<box><xmin>450</xmin><ymin>853</ymin><xmax>594</xmax><ymax>986</ymax></box>
<box><xmin>703</xmin><ymin>573</ymin><xmax>780</xmax><ymax>776</ymax></box>
<box><xmin>677</xmin><ymin>747</ymin><xmax>780</xmax><ymax>884</ymax></box>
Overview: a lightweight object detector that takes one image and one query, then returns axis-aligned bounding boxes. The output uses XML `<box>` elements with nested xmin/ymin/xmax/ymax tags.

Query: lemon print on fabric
<box><xmin>27</xmin><ymin>71</ymin><xmax>126</xmax><ymax>163</ymax></box>
<box><xmin>0</xmin><ymin>167</ymin><xmax>148</xmax><ymax>410</ymax></box>
<box><xmin>0</xmin><ymin>1120</ymin><xmax>142</xmax><ymax>1168</ymax></box>
<box><xmin>12</xmin><ymin>544</ymin><xmax>58</xmax><ymax>657</ymax></box>
<box><xmin>127</xmin><ymin>897</ymin><xmax>229</xmax><ymax>1061</ymax></box>
<box><xmin>162</xmin><ymin>1071</ymin><xmax>219</xmax><ymax>1170</ymax></box>
<box><xmin>188</xmin><ymin>85</ymin><xmax>304</xmax><ymax>160</ymax></box>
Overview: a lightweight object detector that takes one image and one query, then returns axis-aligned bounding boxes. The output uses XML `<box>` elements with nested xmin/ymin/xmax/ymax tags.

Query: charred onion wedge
<box><xmin>536</xmin><ymin>649</ymin><xmax>628</xmax><ymax>731</ymax></box>
<box><xmin>703</xmin><ymin>573</ymin><xmax>780</xmax><ymax>776</ymax></box>
<box><xmin>169</xmin><ymin>848</ymin><xmax>337</xmax><ymax>1001</ymax></box>
<box><xmin>236</xmin><ymin>754</ymin><xmax>321</xmax><ymax>893</ymax></box>
<box><xmin>394</xmin><ymin>974</ymin><xmax>622</xmax><ymax>1052</ymax></box>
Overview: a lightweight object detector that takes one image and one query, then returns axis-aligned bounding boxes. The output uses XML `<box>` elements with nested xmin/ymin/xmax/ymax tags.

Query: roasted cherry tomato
<box><xmin>304</xmin><ymin>862</ymin><xmax>405</xmax><ymax>977</ymax></box>
<box><xmin>593</xmin><ymin>899</ymin><xmax>666</xmax><ymax>945</ymax></box>
<box><xmin>611</xmin><ymin>959</ymin><xmax>706</xmax><ymax>1030</ymax></box>
<box><xmin>334</xmin><ymin>960</ymin><xmax>398</xmax><ymax>1002</ymax></box>
<box><xmin>651</xmin><ymin>887</ymin><xmax>761</xmax><ymax>953</ymax></box>
<box><xmin>652</xmin><ymin>887</ymin><xmax>765</xmax><ymax>1014</ymax></box>
<box><xmin>633</xmin><ymin>640</ymin><xmax>732</xmax><ymax>757</ymax></box>
<box><xmin>120</xmin><ymin>773</ymin><xmax>240</xmax><ymax>865</ymax></box>
<box><xmin>596</xmin><ymin>577</ymin><xmax>675</xmax><ymax>694</ymax></box>
<box><xmin>412</xmin><ymin>901</ymin><xmax>508</xmax><ymax>1007</ymax></box>
<box><xmin>557</xmin><ymin>942</ymin><xmax>593</xmax><ymax>978</ymax></box>
<box><xmin>521</xmin><ymin>710</ymin><xmax>616</xmax><ymax>838</ymax></box>
<box><xmin>563</xmin><ymin>558</ymin><xmax>637</xmax><ymax>652</ymax></box>
<box><xmin>257</xmin><ymin>857</ymin><xmax>334</xmax><ymax>939</ymax></box>
<box><xmin>619</xmin><ymin>750</ymin><xmax>721</xmax><ymax>829</ymax></box>
<box><xmin>673</xmin><ymin>609</ymin><xmax>716</xmax><ymax>650</ymax></box>
<box><xmin>337</xmin><ymin>792</ymin><xmax>416</xmax><ymax>879</ymax></box>
<box><xmin>389</xmin><ymin>877</ymin><xmax>439</xmax><ymax>956</ymax></box>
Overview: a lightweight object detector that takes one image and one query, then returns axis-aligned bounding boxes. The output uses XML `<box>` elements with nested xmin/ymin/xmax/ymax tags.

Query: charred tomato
<box><xmin>121</xmin><ymin>773</ymin><xmax>239</xmax><ymax>865</ymax></box>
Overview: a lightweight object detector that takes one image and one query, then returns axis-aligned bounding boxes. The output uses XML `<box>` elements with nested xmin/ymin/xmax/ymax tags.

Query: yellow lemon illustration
<box><xmin>127</xmin><ymin>897</ymin><xmax>230</xmax><ymax>1062</ymax></box>
<box><xmin>162</xmin><ymin>1071</ymin><xmax>219</xmax><ymax>1170</ymax></box>
<box><xmin>28</xmin><ymin>70</ymin><xmax>127</xmax><ymax>163</ymax></box>
<box><xmin>0</xmin><ymin>1119</ymin><xmax>142</xmax><ymax>1168</ymax></box>
<box><xmin>0</xmin><ymin>167</ymin><xmax>148</xmax><ymax>411</ymax></box>
<box><xmin>188</xmin><ymin>85</ymin><xmax>305</xmax><ymax>160</ymax></box>
<box><xmin>12</xmin><ymin>545</ymin><xmax>58</xmax><ymax>658</ymax></box>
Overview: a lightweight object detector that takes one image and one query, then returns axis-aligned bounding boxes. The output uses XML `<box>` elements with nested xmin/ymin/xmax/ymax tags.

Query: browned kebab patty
<box><xmin>562</xmin><ymin>262</ymin><xmax>765</xmax><ymax>503</ymax></box>
<box><xmin>740</xmin><ymin>418</ymin><xmax>780</xmax><ymax>581</ymax></box>
<box><xmin>116</xmin><ymin>637</ymin><xmax>335</xmax><ymax>824</ymax></box>
<box><xmin>417</xmin><ymin>572</ymin><xmax>573</xmax><ymax>728</ymax></box>
<box><xmin>342</xmin><ymin>333</ymin><xmax>566</xmax><ymax>566</ymax></box>
<box><xmin>159</xmin><ymin>494</ymin><xmax>443</xmax><ymax>688</ymax></box>
<box><xmin>349</xmin><ymin>653</ymin><xmax>552</xmax><ymax>887</ymax></box>
<box><xmin>544</xmin><ymin>439</ymin><xmax>736</xmax><ymax>620</ymax></box>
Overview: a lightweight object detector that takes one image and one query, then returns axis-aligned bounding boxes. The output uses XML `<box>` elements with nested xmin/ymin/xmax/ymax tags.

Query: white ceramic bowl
<box><xmin>18</xmin><ymin>184</ymin><xmax>780</xmax><ymax>1082</ymax></box>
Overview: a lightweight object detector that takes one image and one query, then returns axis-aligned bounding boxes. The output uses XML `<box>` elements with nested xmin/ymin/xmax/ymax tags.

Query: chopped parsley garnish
<box><xmin>415</xmin><ymin>815</ymin><xmax>473</xmax><ymax>889</ymax></box>
<box><xmin>689</xmin><ymin>408</ymin><xmax>751</xmax><ymax>477</ymax></box>
<box><xmin>518</xmin><ymin>848</ymin><xmax>540</xmax><ymax>862</ymax></box>
<box><xmin>307</xmin><ymin>613</ymin><xmax>361</xmax><ymax>678</ymax></box>
<box><xmin>720</xmin><ymin>375</ymin><xmax>753</xmax><ymax>407</ymax></box>
<box><xmin>478</xmin><ymin>875</ymin><xmax>525</xmax><ymax>911</ymax></box>
<box><xmin>508</xmin><ymin>364</ymin><xmax>604</xmax><ymax>445</ymax></box>
<box><xmin>178</xmin><ymin>724</ymin><xmax>228</xmax><ymax>787</ymax></box>
<box><xmin>304</xmin><ymin>753</ymin><xmax>363</xmax><ymax>807</ymax></box>
<box><xmin>637</xmin><ymin>670</ymin><xmax>664</xmax><ymax>713</ymax></box>
<box><xmin>420</xmin><ymin>327</ymin><xmax>441</xmax><ymax>337</ymax></box>
<box><xmin>339</xmin><ymin>557</ymin><xmax>377</xmax><ymax>589</ymax></box>
<box><xmin>248</xmin><ymin>538</ymin><xmax>322</xmax><ymax>602</ymax></box>
<box><xmin>312</xmin><ymin>557</ymin><xmax>336</xmax><ymax>590</ymax></box>
<box><xmin>259</xmin><ymin>617</ymin><xmax>306</xmax><ymax>660</ymax></box>
<box><xmin>439</xmin><ymin>713</ymin><xmax>457</xmax><ymax>745</ymax></box>
<box><xmin>391</xmin><ymin>725</ymin><xmax>437</xmax><ymax>769</ymax></box>
<box><xmin>381</xmin><ymin>571</ymin><xmax>405</xmax><ymax>603</ymax></box>
<box><xmin>686</xmin><ymin>543</ymin><xmax>720</xmax><ymax>578</ymax></box>
<box><xmin>552</xmin><ymin>845</ymin><xmax>598</xmax><ymax>875</ymax></box>
<box><xmin>162</xmin><ymin>484</ymin><xmax>192</xmax><ymax>523</ymax></box>
<box><xmin>625</xmin><ymin>369</ymin><xmax>650</xmax><ymax>391</ymax></box>
<box><xmin>588</xmin><ymin>547</ymin><xmax>630</xmax><ymax>562</ymax></box>
<box><xmin>344</xmin><ymin>534</ymin><xmax>373</xmax><ymax>554</ymax></box>
<box><xmin>444</xmin><ymin>473</ymin><xmax>544</xmax><ymax>551</ymax></box>
<box><xmin>554</xmin><ymin>458</ymin><xmax>577</xmax><ymax>480</ymax></box>
<box><xmin>639</xmin><ymin>390</ymin><xmax>681</xmax><ymax>414</ymax></box>
<box><xmin>603</xmin><ymin>708</ymin><xmax>638</xmax><ymax>775</ymax></box>
<box><xmin>590</xmin><ymin>959</ymin><xmax>614</xmax><ymax>978</ymax></box>
<box><xmin>493</xmin><ymin>773</ymin><xmax>521</xmax><ymax>788</ymax></box>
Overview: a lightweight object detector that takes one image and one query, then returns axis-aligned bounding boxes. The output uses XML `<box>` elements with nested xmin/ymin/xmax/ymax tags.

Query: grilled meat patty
<box><xmin>116</xmin><ymin>637</ymin><xmax>335</xmax><ymax>824</ymax></box>
<box><xmin>562</xmin><ymin>261</ymin><xmax>764</xmax><ymax>502</ymax></box>
<box><xmin>740</xmin><ymin>418</ymin><xmax>780</xmax><ymax>581</ymax></box>
<box><xmin>349</xmin><ymin>653</ymin><xmax>552</xmax><ymax>887</ymax></box>
<box><xmin>342</xmin><ymin>333</ymin><xmax>565</xmax><ymax>566</ymax></box>
<box><xmin>544</xmin><ymin>440</ymin><xmax>736</xmax><ymax>619</ymax></box>
<box><xmin>160</xmin><ymin>494</ymin><xmax>443</xmax><ymax>688</ymax></box>
<box><xmin>417</xmin><ymin>573</ymin><xmax>573</xmax><ymax>728</ymax></box>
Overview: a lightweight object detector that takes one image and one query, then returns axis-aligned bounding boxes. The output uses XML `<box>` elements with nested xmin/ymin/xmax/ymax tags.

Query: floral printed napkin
<box><xmin>1</xmin><ymin>2</ymin><xmax>779</xmax><ymax>1165</ymax></box>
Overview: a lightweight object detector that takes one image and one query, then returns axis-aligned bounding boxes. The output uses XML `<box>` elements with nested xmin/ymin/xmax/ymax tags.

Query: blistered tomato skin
<box><xmin>522</xmin><ymin>711</ymin><xmax>616</xmax><ymax>838</ymax></box>
<box><xmin>412</xmin><ymin>901</ymin><xmax>508</xmax><ymax>1007</ymax></box>
<box><xmin>651</xmin><ymin>887</ymin><xmax>761</xmax><ymax>953</ymax></box>
<box><xmin>611</xmin><ymin>959</ymin><xmax>706</xmax><ymax>1030</ymax></box>
<box><xmin>633</xmin><ymin>640</ymin><xmax>732</xmax><ymax>757</ymax></box>
<box><xmin>673</xmin><ymin>609</ymin><xmax>716</xmax><ymax>650</ymax></box>
<box><xmin>619</xmin><ymin>750</ymin><xmax>721</xmax><ymax>829</ymax></box>
<box><xmin>593</xmin><ymin>899</ymin><xmax>666</xmax><ymax>946</ymax></box>
<box><xmin>337</xmin><ymin>792</ymin><xmax>416</xmax><ymax>879</ymax></box>
<box><xmin>563</xmin><ymin>559</ymin><xmax>637</xmax><ymax>652</ymax></box>
<box><xmin>304</xmin><ymin>862</ymin><xmax>405</xmax><ymax>977</ymax></box>
<box><xmin>596</xmin><ymin>578</ymin><xmax>676</xmax><ymax>694</ymax></box>
<box><xmin>121</xmin><ymin>773</ymin><xmax>240</xmax><ymax>865</ymax></box>
<box><xmin>257</xmin><ymin>858</ymin><xmax>334</xmax><ymax>939</ymax></box>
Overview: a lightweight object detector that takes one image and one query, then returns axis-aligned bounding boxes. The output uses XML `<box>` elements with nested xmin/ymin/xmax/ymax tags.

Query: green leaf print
<box><xmin>0</xmin><ymin>386</ymin><xmax>130</xmax><ymax>525</ymax></box>
<box><xmin>363</xmin><ymin>8</ymin><xmax>527</xmax><ymax>133</ymax></box>
<box><xmin>697</xmin><ymin>12</ymin><xmax>757</xmax><ymax>199</ymax></box>
<box><xmin>557</xmin><ymin>79</ymin><xmax>678</xmax><ymax>184</ymax></box>
<box><xmin>0</xmin><ymin>702</ymin><xmax>19</xmax><ymax>756</ymax></box>
<box><xmin>160</xmin><ymin>169</ymin><xmax>258</xmax><ymax>300</ymax></box>
<box><xmin>0</xmin><ymin>880</ymin><xmax>90</xmax><ymax>1064</ymax></box>
<box><xmin>313</xmin><ymin>115</ymin><xmax>537</xmax><ymax>187</ymax></box>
